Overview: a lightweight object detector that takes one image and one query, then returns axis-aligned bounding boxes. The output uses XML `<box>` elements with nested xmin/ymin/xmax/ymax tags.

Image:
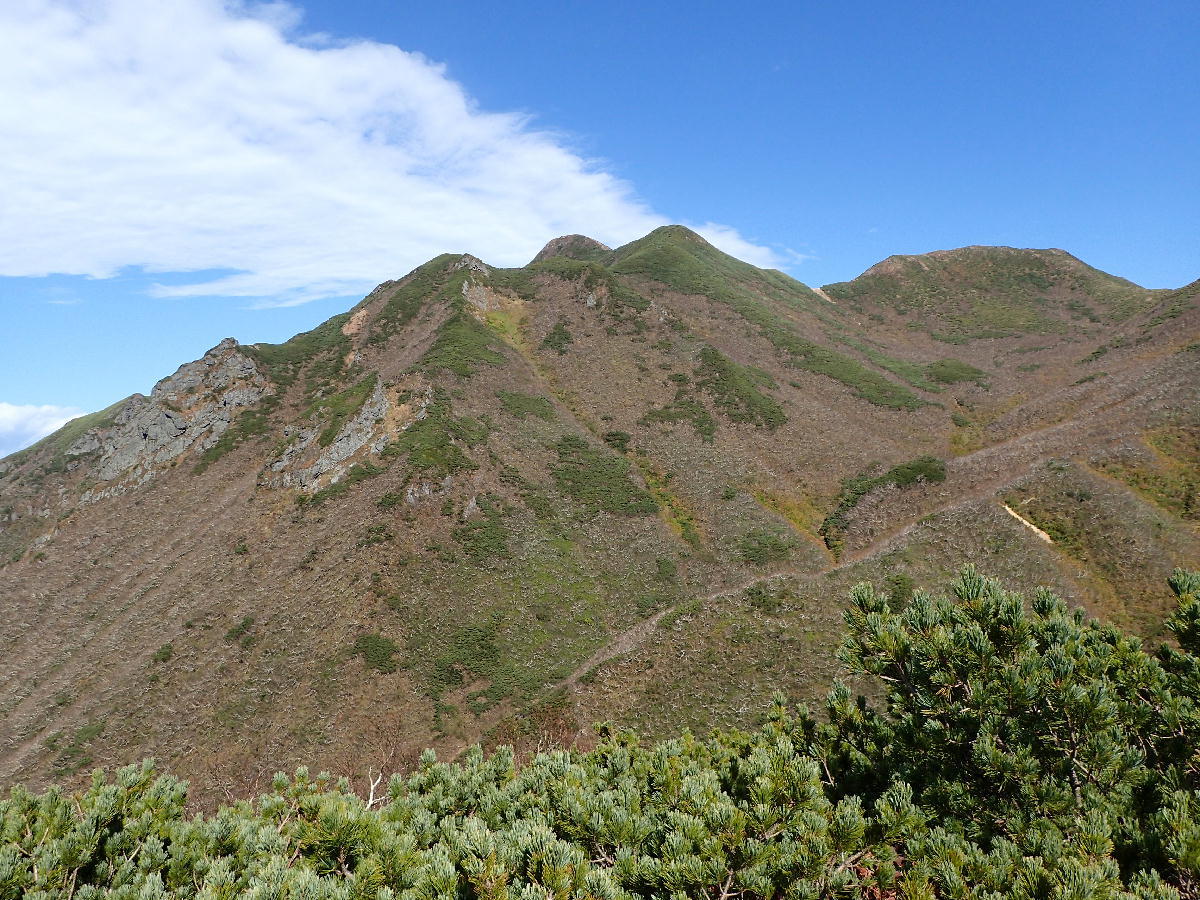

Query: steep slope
<box><xmin>1</xmin><ymin>226</ymin><xmax>1197</xmax><ymax>801</ymax></box>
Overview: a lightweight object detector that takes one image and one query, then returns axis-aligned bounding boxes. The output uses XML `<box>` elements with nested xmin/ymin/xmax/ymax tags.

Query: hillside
<box><xmin>1</xmin><ymin>226</ymin><xmax>1197</xmax><ymax>801</ymax></box>
<box><xmin>7</xmin><ymin>569</ymin><xmax>1200</xmax><ymax>899</ymax></box>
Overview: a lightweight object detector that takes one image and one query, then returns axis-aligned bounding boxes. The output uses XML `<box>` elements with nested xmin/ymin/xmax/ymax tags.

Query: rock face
<box><xmin>151</xmin><ymin>338</ymin><xmax>257</xmax><ymax>404</ymax></box>
<box><xmin>69</xmin><ymin>339</ymin><xmax>272</xmax><ymax>488</ymax></box>
<box><xmin>452</xmin><ymin>253</ymin><xmax>490</xmax><ymax>275</ymax></box>
<box><xmin>270</xmin><ymin>379</ymin><xmax>394</xmax><ymax>490</ymax></box>
<box><xmin>462</xmin><ymin>277</ymin><xmax>505</xmax><ymax>313</ymax></box>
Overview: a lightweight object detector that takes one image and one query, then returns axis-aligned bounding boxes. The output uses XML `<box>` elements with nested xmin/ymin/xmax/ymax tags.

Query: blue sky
<box><xmin>1</xmin><ymin>0</ymin><xmax>1197</xmax><ymax>455</ymax></box>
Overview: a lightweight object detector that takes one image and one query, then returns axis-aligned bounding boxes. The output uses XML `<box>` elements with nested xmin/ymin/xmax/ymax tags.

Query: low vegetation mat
<box><xmin>5</xmin><ymin>569</ymin><xmax>1200</xmax><ymax>899</ymax></box>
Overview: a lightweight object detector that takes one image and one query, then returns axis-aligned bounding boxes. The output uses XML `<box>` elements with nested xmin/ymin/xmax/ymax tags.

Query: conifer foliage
<box><xmin>3</xmin><ymin>569</ymin><xmax>1200</xmax><ymax>899</ymax></box>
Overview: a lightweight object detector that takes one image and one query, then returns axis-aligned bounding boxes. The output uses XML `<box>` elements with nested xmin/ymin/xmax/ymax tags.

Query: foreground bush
<box><xmin>3</xmin><ymin>568</ymin><xmax>1200</xmax><ymax>899</ymax></box>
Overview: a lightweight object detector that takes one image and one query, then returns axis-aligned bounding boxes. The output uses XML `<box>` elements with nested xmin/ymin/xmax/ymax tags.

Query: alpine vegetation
<box><xmin>4</xmin><ymin>569</ymin><xmax>1200</xmax><ymax>899</ymax></box>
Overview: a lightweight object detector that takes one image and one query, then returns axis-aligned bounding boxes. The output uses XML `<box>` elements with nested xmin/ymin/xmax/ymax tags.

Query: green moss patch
<box><xmin>838</xmin><ymin>339</ymin><xmax>943</xmax><ymax>392</ymax></box>
<box><xmin>737</xmin><ymin>529</ymin><xmax>793</xmax><ymax>565</ymax></box>
<box><xmin>383</xmin><ymin>393</ymin><xmax>488</xmax><ymax>480</ymax></box>
<box><xmin>820</xmin><ymin>455</ymin><xmax>947</xmax><ymax>555</ymax></box>
<box><xmin>452</xmin><ymin>495</ymin><xmax>512</xmax><ymax>564</ymax></box>
<box><xmin>421</xmin><ymin>311</ymin><xmax>506</xmax><ymax>377</ymax></box>
<box><xmin>497</xmin><ymin>391</ymin><xmax>555</xmax><ymax>421</ymax></box>
<box><xmin>45</xmin><ymin>720</ymin><xmax>106</xmax><ymax>774</ymax></box>
<box><xmin>926</xmin><ymin>358</ymin><xmax>988</xmax><ymax>385</ymax></box>
<box><xmin>540</xmin><ymin>320</ymin><xmax>574</xmax><ymax>355</ymax></box>
<box><xmin>550</xmin><ymin>435</ymin><xmax>658</xmax><ymax>516</ymax></box>
<box><xmin>1099</xmin><ymin>425</ymin><xmax>1200</xmax><ymax>520</ymax></box>
<box><xmin>642</xmin><ymin>394</ymin><xmax>717</xmax><ymax>442</ymax></box>
<box><xmin>353</xmin><ymin>633</ymin><xmax>400</xmax><ymax>673</ymax></box>
<box><xmin>694</xmin><ymin>345</ymin><xmax>786</xmax><ymax>428</ymax></box>
<box><xmin>243</xmin><ymin>314</ymin><xmax>352</xmax><ymax>389</ymax></box>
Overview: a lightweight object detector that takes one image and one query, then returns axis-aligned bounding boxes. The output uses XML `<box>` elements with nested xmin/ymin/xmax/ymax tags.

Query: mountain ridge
<box><xmin>1</xmin><ymin>225</ymin><xmax>1197</xmax><ymax>801</ymax></box>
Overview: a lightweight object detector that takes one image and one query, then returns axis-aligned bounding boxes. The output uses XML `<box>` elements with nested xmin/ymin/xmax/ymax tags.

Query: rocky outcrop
<box><xmin>84</xmin><ymin>396</ymin><xmax>190</xmax><ymax>481</ymax></box>
<box><xmin>68</xmin><ymin>340</ymin><xmax>272</xmax><ymax>489</ymax></box>
<box><xmin>269</xmin><ymin>380</ymin><xmax>394</xmax><ymax>490</ymax></box>
<box><xmin>452</xmin><ymin>254</ymin><xmax>490</xmax><ymax>276</ymax></box>
<box><xmin>405</xmin><ymin>475</ymin><xmax>453</xmax><ymax>506</ymax></box>
<box><xmin>150</xmin><ymin>338</ymin><xmax>262</xmax><ymax>406</ymax></box>
<box><xmin>462</xmin><ymin>277</ymin><xmax>507</xmax><ymax>313</ymax></box>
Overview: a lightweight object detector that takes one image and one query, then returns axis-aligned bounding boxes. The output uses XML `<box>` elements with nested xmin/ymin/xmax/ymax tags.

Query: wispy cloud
<box><xmin>0</xmin><ymin>0</ymin><xmax>788</xmax><ymax>307</ymax></box>
<box><xmin>690</xmin><ymin>223</ymin><xmax>782</xmax><ymax>269</ymax></box>
<box><xmin>0</xmin><ymin>403</ymin><xmax>85</xmax><ymax>459</ymax></box>
<box><xmin>780</xmin><ymin>248</ymin><xmax>819</xmax><ymax>266</ymax></box>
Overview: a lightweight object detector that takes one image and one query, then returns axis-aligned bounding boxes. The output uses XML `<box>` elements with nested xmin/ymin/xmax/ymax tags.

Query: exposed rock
<box><xmin>318</xmin><ymin>380</ymin><xmax>389</xmax><ymax>471</ymax></box>
<box><xmin>462</xmin><ymin>278</ymin><xmax>505</xmax><ymax>313</ymax></box>
<box><xmin>66</xmin><ymin>432</ymin><xmax>101</xmax><ymax>457</ymax></box>
<box><xmin>452</xmin><ymin>254</ymin><xmax>490</xmax><ymax>276</ymax></box>
<box><xmin>405</xmin><ymin>475</ymin><xmax>453</xmax><ymax>506</ymax></box>
<box><xmin>93</xmin><ymin>396</ymin><xmax>189</xmax><ymax>481</ymax></box>
<box><xmin>268</xmin><ymin>426</ymin><xmax>319</xmax><ymax>479</ymax></box>
<box><xmin>275</xmin><ymin>380</ymin><xmax>391</xmax><ymax>490</ymax></box>
<box><xmin>341</xmin><ymin>307</ymin><xmax>370</xmax><ymax>337</ymax></box>
<box><xmin>151</xmin><ymin>338</ymin><xmax>258</xmax><ymax>406</ymax></box>
<box><xmin>65</xmin><ymin>340</ymin><xmax>273</xmax><ymax>488</ymax></box>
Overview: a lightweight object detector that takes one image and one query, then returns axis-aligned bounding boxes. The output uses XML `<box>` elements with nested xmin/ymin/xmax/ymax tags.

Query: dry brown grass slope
<box><xmin>1</xmin><ymin>226</ymin><xmax>1196</xmax><ymax>802</ymax></box>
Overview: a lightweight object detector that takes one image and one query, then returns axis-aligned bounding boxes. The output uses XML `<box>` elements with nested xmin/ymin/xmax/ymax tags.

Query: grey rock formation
<box><xmin>273</xmin><ymin>380</ymin><xmax>391</xmax><ymax>490</ymax></box>
<box><xmin>66</xmin><ymin>340</ymin><xmax>272</xmax><ymax>488</ymax></box>
<box><xmin>462</xmin><ymin>278</ymin><xmax>505</xmax><ymax>313</ymax></box>
<box><xmin>269</xmin><ymin>426</ymin><xmax>318</xmax><ymax>480</ymax></box>
<box><xmin>452</xmin><ymin>254</ymin><xmax>490</xmax><ymax>276</ymax></box>
<box><xmin>405</xmin><ymin>475</ymin><xmax>453</xmax><ymax>506</ymax></box>
<box><xmin>65</xmin><ymin>432</ymin><xmax>101</xmax><ymax>457</ymax></box>
<box><xmin>151</xmin><ymin>338</ymin><xmax>260</xmax><ymax>405</ymax></box>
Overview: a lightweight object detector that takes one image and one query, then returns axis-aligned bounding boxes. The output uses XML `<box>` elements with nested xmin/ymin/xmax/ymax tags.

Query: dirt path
<box><xmin>545</xmin><ymin>404</ymin><xmax>1114</xmax><ymax>701</ymax></box>
<box><xmin>549</xmin><ymin>487</ymin><xmax>1015</xmax><ymax>698</ymax></box>
<box><xmin>556</xmin><ymin>571</ymin><xmax>799</xmax><ymax>692</ymax></box>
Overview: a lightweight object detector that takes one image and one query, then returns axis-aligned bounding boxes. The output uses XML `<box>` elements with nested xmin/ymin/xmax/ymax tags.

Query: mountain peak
<box><xmin>2</xmin><ymin>220</ymin><xmax>1197</xmax><ymax>806</ymax></box>
<box><xmin>823</xmin><ymin>245</ymin><xmax>1155</xmax><ymax>339</ymax></box>
<box><xmin>858</xmin><ymin>245</ymin><xmax>1083</xmax><ymax>281</ymax></box>
<box><xmin>530</xmin><ymin>234</ymin><xmax>611</xmax><ymax>265</ymax></box>
<box><xmin>644</xmin><ymin>224</ymin><xmax>707</xmax><ymax>243</ymax></box>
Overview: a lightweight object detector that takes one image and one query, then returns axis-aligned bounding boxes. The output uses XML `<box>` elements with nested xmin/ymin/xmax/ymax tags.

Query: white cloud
<box><xmin>0</xmin><ymin>0</ymin><xmax>787</xmax><ymax>306</ymax></box>
<box><xmin>0</xmin><ymin>403</ymin><xmax>85</xmax><ymax>459</ymax></box>
<box><xmin>691</xmin><ymin>223</ymin><xmax>794</xmax><ymax>269</ymax></box>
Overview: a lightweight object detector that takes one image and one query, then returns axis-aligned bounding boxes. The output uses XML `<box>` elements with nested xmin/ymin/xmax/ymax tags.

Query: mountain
<box><xmin>1</xmin><ymin>226</ymin><xmax>1197</xmax><ymax>801</ymax></box>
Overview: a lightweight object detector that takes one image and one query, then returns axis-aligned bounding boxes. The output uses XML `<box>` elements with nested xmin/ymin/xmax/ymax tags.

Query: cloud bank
<box><xmin>0</xmin><ymin>0</ymin><xmax>783</xmax><ymax>306</ymax></box>
<box><xmin>0</xmin><ymin>403</ymin><xmax>85</xmax><ymax>459</ymax></box>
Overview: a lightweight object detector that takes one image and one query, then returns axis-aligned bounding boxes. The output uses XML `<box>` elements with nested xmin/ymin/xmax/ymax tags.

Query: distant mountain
<box><xmin>2</xmin><ymin>226</ymin><xmax>1197</xmax><ymax>800</ymax></box>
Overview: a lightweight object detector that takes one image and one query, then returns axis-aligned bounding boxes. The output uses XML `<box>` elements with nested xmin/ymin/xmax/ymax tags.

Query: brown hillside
<box><xmin>1</xmin><ymin>226</ymin><xmax>1197</xmax><ymax>802</ymax></box>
